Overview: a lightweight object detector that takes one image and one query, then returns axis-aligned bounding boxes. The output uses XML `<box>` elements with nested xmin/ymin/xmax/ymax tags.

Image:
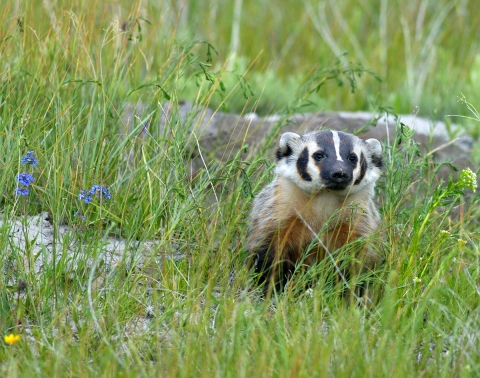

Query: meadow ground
<box><xmin>1</xmin><ymin>1</ymin><xmax>480</xmax><ymax>377</ymax></box>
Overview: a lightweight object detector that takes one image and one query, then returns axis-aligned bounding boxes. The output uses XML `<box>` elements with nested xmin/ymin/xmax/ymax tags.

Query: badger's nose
<box><xmin>330</xmin><ymin>169</ymin><xmax>350</xmax><ymax>182</ymax></box>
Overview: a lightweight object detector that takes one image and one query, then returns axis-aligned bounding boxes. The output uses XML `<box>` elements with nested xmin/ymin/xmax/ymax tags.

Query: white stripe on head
<box><xmin>331</xmin><ymin>131</ymin><xmax>343</xmax><ymax>161</ymax></box>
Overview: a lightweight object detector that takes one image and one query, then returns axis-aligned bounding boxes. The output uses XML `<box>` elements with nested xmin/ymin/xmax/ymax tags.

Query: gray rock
<box><xmin>121</xmin><ymin>101</ymin><xmax>474</xmax><ymax>180</ymax></box>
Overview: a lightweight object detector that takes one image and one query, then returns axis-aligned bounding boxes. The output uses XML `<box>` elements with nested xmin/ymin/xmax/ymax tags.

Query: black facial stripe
<box><xmin>337</xmin><ymin>132</ymin><xmax>354</xmax><ymax>159</ymax></box>
<box><xmin>315</xmin><ymin>131</ymin><xmax>334</xmax><ymax>149</ymax></box>
<box><xmin>315</xmin><ymin>131</ymin><xmax>334</xmax><ymax>160</ymax></box>
<box><xmin>297</xmin><ymin>147</ymin><xmax>312</xmax><ymax>181</ymax></box>
<box><xmin>314</xmin><ymin>131</ymin><xmax>354</xmax><ymax>161</ymax></box>
<box><xmin>354</xmin><ymin>152</ymin><xmax>367</xmax><ymax>185</ymax></box>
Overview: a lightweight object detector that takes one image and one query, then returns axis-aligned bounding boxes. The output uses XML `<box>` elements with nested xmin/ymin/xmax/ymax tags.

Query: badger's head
<box><xmin>275</xmin><ymin>130</ymin><xmax>383</xmax><ymax>195</ymax></box>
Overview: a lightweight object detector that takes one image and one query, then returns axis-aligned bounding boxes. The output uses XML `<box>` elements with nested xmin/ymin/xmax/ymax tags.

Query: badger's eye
<box><xmin>348</xmin><ymin>154</ymin><xmax>358</xmax><ymax>164</ymax></box>
<box><xmin>313</xmin><ymin>152</ymin><xmax>325</xmax><ymax>161</ymax></box>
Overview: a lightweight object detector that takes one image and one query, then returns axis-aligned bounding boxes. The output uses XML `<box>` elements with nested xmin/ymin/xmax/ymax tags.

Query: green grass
<box><xmin>1</xmin><ymin>1</ymin><xmax>480</xmax><ymax>377</ymax></box>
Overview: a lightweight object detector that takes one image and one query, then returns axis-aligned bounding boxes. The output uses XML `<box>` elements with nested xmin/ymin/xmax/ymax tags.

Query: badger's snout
<box><xmin>322</xmin><ymin>163</ymin><xmax>353</xmax><ymax>189</ymax></box>
<box><xmin>331</xmin><ymin>169</ymin><xmax>350</xmax><ymax>181</ymax></box>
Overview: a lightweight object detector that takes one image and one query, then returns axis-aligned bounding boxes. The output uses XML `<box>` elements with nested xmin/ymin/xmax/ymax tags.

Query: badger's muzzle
<box><xmin>321</xmin><ymin>163</ymin><xmax>353</xmax><ymax>190</ymax></box>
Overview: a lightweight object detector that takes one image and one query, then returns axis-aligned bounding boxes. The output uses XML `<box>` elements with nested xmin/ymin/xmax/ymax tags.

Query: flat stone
<box><xmin>121</xmin><ymin>101</ymin><xmax>474</xmax><ymax>181</ymax></box>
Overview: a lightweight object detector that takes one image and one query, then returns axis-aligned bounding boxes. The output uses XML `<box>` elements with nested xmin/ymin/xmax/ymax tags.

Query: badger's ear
<box><xmin>276</xmin><ymin>132</ymin><xmax>301</xmax><ymax>160</ymax></box>
<box><xmin>364</xmin><ymin>138</ymin><xmax>383</xmax><ymax>168</ymax></box>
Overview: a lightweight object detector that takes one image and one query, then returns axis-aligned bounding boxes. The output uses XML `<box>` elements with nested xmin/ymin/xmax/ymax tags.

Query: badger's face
<box><xmin>275</xmin><ymin>130</ymin><xmax>383</xmax><ymax>195</ymax></box>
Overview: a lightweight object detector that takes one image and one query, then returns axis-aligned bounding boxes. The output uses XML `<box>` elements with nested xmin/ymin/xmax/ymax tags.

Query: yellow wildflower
<box><xmin>458</xmin><ymin>168</ymin><xmax>477</xmax><ymax>192</ymax></box>
<box><xmin>4</xmin><ymin>333</ymin><xmax>20</xmax><ymax>345</ymax></box>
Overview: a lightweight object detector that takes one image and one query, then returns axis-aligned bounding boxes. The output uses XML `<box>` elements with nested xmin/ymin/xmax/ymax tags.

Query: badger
<box><xmin>246</xmin><ymin>130</ymin><xmax>383</xmax><ymax>296</ymax></box>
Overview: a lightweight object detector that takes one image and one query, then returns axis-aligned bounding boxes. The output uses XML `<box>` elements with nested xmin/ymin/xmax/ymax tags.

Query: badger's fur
<box><xmin>247</xmin><ymin>130</ymin><xmax>383</xmax><ymax>295</ymax></box>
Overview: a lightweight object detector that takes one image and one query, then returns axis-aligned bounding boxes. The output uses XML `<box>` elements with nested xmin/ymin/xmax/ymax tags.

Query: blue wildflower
<box><xmin>17</xmin><ymin>173</ymin><xmax>35</xmax><ymax>186</ymax></box>
<box><xmin>89</xmin><ymin>185</ymin><xmax>112</xmax><ymax>200</ymax></box>
<box><xmin>21</xmin><ymin>151</ymin><xmax>38</xmax><ymax>166</ymax></box>
<box><xmin>89</xmin><ymin>184</ymin><xmax>101</xmax><ymax>195</ymax></box>
<box><xmin>78</xmin><ymin>190</ymin><xmax>93</xmax><ymax>204</ymax></box>
<box><xmin>14</xmin><ymin>187</ymin><xmax>29</xmax><ymax>196</ymax></box>
<box><xmin>74</xmin><ymin>211</ymin><xmax>86</xmax><ymax>219</ymax></box>
<box><xmin>100</xmin><ymin>187</ymin><xmax>112</xmax><ymax>200</ymax></box>
<box><xmin>78</xmin><ymin>184</ymin><xmax>112</xmax><ymax>205</ymax></box>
